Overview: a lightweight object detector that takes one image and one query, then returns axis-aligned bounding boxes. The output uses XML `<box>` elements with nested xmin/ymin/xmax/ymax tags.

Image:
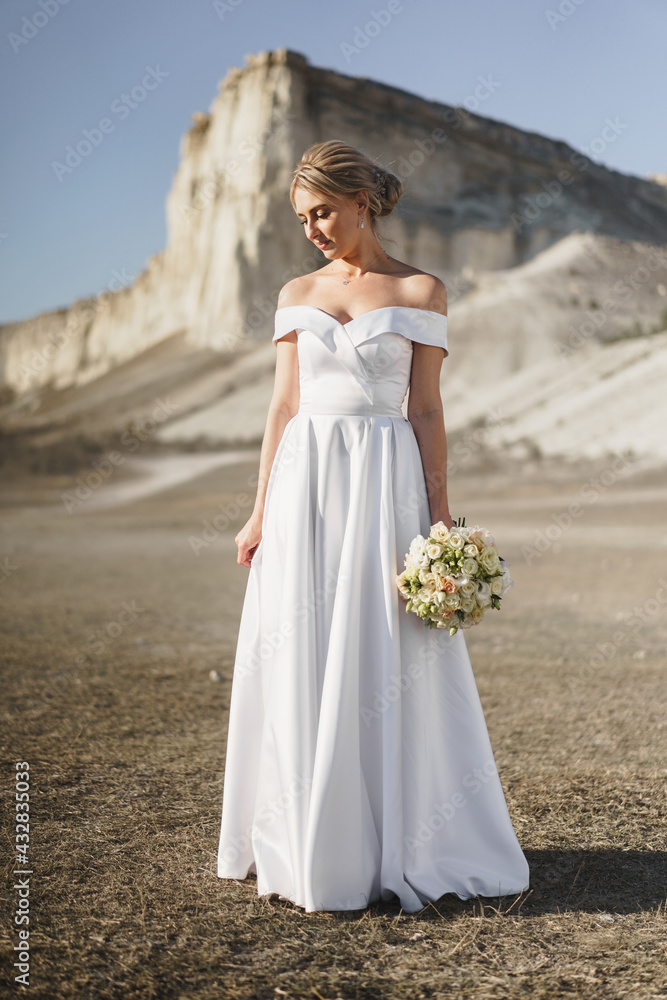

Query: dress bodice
<box><xmin>273</xmin><ymin>305</ymin><xmax>448</xmax><ymax>417</ymax></box>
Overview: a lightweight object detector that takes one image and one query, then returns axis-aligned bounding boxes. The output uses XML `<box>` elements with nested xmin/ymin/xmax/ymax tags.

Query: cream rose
<box><xmin>429</xmin><ymin>522</ymin><xmax>450</xmax><ymax>543</ymax></box>
<box><xmin>462</xmin><ymin>556</ymin><xmax>479</xmax><ymax>577</ymax></box>
<box><xmin>447</xmin><ymin>530</ymin><xmax>465</xmax><ymax>550</ymax></box>
<box><xmin>418</xmin><ymin>568</ymin><xmax>435</xmax><ymax>586</ymax></box>
<box><xmin>478</xmin><ymin>546</ymin><xmax>501</xmax><ymax>574</ymax></box>
<box><xmin>426</xmin><ymin>542</ymin><xmax>443</xmax><ymax>560</ymax></box>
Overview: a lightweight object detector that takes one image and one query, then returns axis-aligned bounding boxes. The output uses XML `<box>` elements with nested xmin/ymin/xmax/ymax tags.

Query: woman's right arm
<box><xmin>235</xmin><ymin>329</ymin><xmax>300</xmax><ymax>567</ymax></box>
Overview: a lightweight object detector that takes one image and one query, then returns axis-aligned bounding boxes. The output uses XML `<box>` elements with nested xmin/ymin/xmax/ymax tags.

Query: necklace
<box><xmin>337</xmin><ymin>250</ymin><xmax>389</xmax><ymax>284</ymax></box>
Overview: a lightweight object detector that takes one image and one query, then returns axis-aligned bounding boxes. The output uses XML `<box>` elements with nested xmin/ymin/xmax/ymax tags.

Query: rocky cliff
<box><xmin>2</xmin><ymin>46</ymin><xmax>667</xmax><ymax>403</ymax></box>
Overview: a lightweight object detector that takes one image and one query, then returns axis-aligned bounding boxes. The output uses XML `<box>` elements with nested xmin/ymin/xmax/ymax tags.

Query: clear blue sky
<box><xmin>1</xmin><ymin>0</ymin><xmax>665</xmax><ymax>324</ymax></box>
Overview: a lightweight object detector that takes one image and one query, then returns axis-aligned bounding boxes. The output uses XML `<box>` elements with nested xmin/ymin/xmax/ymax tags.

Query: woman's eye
<box><xmin>300</xmin><ymin>214</ymin><xmax>328</xmax><ymax>225</ymax></box>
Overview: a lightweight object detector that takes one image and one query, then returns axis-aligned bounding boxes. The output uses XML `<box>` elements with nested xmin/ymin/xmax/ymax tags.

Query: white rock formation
<box><xmin>2</xmin><ymin>47</ymin><xmax>667</xmax><ymax>404</ymax></box>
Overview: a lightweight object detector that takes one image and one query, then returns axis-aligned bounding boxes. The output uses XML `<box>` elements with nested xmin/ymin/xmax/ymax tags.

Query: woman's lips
<box><xmin>316</xmin><ymin>239</ymin><xmax>330</xmax><ymax>248</ymax></box>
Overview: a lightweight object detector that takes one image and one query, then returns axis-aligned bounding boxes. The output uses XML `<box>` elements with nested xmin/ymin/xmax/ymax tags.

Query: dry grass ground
<box><xmin>1</xmin><ymin>450</ymin><xmax>666</xmax><ymax>999</ymax></box>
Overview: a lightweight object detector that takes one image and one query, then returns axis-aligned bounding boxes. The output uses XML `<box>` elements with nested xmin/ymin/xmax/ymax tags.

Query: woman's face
<box><xmin>293</xmin><ymin>187</ymin><xmax>367</xmax><ymax>256</ymax></box>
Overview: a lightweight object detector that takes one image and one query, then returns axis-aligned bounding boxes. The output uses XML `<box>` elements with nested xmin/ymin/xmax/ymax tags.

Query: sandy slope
<box><xmin>1</xmin><ymin>231</ymin><xmax>666</xmax><ymax>469</ymax></box>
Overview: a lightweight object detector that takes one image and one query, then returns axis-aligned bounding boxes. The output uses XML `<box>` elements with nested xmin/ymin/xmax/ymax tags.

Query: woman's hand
<box><xmin>432</xmin><ymin>511</ymin><xmax>457</xmax><ymax>531</ymax></box>
<box><xmin>235</xmin><ymin>514</ymin><xmax>263</xmax><ymax>568</ymax></box>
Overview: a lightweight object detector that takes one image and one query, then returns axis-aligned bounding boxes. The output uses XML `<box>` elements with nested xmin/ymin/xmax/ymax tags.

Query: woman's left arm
<box><xmin>406</xmin><ymin>276</ymin><xmax>455</xmax><ymax>531</ymax></box>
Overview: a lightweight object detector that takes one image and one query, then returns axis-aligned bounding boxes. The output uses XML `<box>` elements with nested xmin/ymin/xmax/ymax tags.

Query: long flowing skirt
<box><xmin>217</xmin><ymin>412</ymin><xmax>529</xmax><ymax>912</ymax></box>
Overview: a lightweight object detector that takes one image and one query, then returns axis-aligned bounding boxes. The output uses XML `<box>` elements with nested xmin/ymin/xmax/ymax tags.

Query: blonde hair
<box><xmin>289</xmin><ymin>140</ymin><xmax>403</xmax><ymax>242</ymax></box>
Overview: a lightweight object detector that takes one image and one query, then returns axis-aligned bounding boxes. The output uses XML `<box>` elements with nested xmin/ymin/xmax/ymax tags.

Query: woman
<box><xmin>217</xmin><ymin>140</ymin><xmax>529</xmax><ymax>913</ymax></box>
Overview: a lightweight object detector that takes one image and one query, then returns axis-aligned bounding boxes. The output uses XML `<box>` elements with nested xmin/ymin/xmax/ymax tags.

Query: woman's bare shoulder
<box><xmin>401</xmin><ymin>270</ymin><xmax>447</xmax><ymax>316</ymax></box>
<box><xmin>277</xmin><ymin>273</ymin><xmax>326</xmax><ymax>310</ymax></box>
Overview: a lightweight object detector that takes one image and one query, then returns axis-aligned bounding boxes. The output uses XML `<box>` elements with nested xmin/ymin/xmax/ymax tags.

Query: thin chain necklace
<box><xmin>337</xmin><ymin>250</ymin><xmax>389</xmax><ymax>284</ymax></box>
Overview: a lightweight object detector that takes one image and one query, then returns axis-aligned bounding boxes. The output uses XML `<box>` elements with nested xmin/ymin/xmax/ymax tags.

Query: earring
<box><xmin>360</xmin><ymin>213</ymin><xmax>364</xmax><ymax>229</ymax></box>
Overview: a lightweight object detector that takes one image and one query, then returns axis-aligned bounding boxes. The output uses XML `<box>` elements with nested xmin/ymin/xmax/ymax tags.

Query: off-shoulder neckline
<box><xmin>274</xmin><ymin>304</ymin><xmax>447</xmax><ymax>328</ymax></box>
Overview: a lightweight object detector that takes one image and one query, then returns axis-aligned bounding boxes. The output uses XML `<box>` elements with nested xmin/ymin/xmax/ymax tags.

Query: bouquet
<box><xmin>396</xmin><ymin>517</ymin><xmax>513</xmax><ymax>635</ymax></box>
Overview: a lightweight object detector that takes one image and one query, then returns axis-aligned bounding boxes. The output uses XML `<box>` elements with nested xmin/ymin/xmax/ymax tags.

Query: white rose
<box><xmin>443</xmin><ymin>593</ymin><xmax>460</xmax><ymax>609</ymax></box>
<box><xmin>459</xmin><ymin>580</ymin><xmax>476</xmax><ymax>598</ymax></box>
<box><xmin>476</xmin><ymin>580</ymin><xmax>492</xmax><ymax>607</ymax></box>
<box><xmin>462</xmin><ymin>556</ymin><xmax>478</xmax><ymax>577</ymax></box>
<box><xmin>490</xmin><ymin>576</ymin><xmax>505</xmax><ymax>596</ymax></box>
<box><xmin>448</xmin><ymin>530</ymin><xmax>465</xmax><ymax>550</ymax></box>
<box><xmin>460</xmin><ymin>595</ymin><xmax>475</xmax><ymax>613</ymax></box>
<box><xmin>409</xmin><ymin>534</ymin><xmax>426</xmax><ymax>555</ymax></box>
<box><xmin>471</xmin><ymin>605</ymin><xmax>486</xmax><ymax>623</ymax></box>
<box><xmin>463</xmin><ymin>543</ymin><xmax>478</xmax><ymax>557</ymax></box>
<box><xmin>498</xmin><ymin>560</ymin><xmax>513</xmax><ymax>593</ymax></box>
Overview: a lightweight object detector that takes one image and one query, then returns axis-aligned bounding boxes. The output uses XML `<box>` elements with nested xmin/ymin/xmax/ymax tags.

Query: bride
<box><xmin>217</xmin><ymin>139</ymin><xmax>529</xmax><ymax>913</ymax></box>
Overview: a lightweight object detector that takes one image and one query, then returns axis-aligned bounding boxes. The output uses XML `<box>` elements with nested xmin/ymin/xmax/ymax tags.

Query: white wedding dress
<box><xmin>216</xmin><ymin>304</ymin><xmax>529</xmax><ymax>913</ymax></box>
